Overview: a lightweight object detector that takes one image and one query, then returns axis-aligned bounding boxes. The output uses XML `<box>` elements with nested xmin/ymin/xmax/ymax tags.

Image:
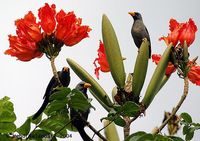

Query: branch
<box><xmin>50</xmin><ymin>56</ymin><xmax>62</xmax><ymax>86</ymax></box>
<box><xmin>81</xmin><ymin>117</ymin><xmax>107</xmax><ymax>141</ymax></box>
<box><xmin>152</xmin><ymin>77</ymin><xmax>189</xmax><ymax>134</ymax></box>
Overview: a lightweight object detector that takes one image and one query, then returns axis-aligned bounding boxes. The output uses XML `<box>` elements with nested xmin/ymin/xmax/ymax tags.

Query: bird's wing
<box><xmin>43</xmin><ymin>71</ymin><xmax>61</xmax><ymax>99</ymax></box>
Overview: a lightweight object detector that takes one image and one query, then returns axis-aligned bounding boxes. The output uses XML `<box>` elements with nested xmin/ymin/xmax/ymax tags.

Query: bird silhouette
<box><xmin>70</xmin><ymin>81</ymin><xmax>92</xmax><ymax>141</ymax></box>
<box><xmin>32</xmin><ymin>67</ymin><xmax>70</xmax><ymax>120</ymax></box>
<box><xmin>129</xmin><ymin>12</ymin><xmax>151</xmax><ymax>58</ymax></box>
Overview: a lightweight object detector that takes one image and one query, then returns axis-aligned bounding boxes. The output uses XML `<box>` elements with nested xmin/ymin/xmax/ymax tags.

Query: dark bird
<box><xmin>70</xmin><ymin>81</ymin><xmax>92</xmax><ymax>141</ymax></box>
<box><xmin>129</xmin><ymin>12</ymin><xmax>151</xmax><ymax>58</ymax></box>
<box><xmin>32</xmin><ymin>67</ymin><xmax>70</xmax><ymax>120</ymax></box>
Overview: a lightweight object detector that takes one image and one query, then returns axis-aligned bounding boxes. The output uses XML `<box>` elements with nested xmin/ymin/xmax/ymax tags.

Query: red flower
<box><xmin>160</xmin><ymin>18</ymin><xmax>197</xmax><ymax>47</ymax></box>
<box><xmin>179</xmin><ymin>18</ymin><xmax>197</xmax><ymax>46</ymax></box>
<box><xmin>5</xmin><ymin>35</ymin><xmax>43</xmax><ymax>61</ymax></box>
<box><xmin>38</xmin><ymin>3</ymin><xmax>56</xmax><ymax>35</ymax></box>
<box><xmin>152</xmin><ymin>54</ymin><xmax>176</xmax><ymax>76</ymax></box>
<box><xmin>15</xmin><ymin>11</ymin><xmax>42</xmax><ymax>42</ymax></box>
<box><xmin>188</xmin><ymin>65</ymin><xmax>200</xmax><ymax>86</ymax></box>
<box><xmin>93</xmin><ymin>41</ymin><xmax>110</xmax><ymax>79</ymax></box>
<box><xmin>5</xmin><ymin>3</ymin><xmax>91</xmax><ymax>61</ymax></box>
<box><xmin>55</xmin><ymin>10</ymin><xmax>91</xmax><ymax>46</ymax></box>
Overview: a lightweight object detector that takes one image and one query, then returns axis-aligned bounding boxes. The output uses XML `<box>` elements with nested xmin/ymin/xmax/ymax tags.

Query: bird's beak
<box><xmin>84</xmin><ymin>83</ymin><xmax>91</xmax><ymax>88</ymax></box>
<box><xmin>63</xmin><ymin>67</ymin><xmax>69</xmax><ymax>72</ymax></box>
<box><xmin>128</xmin><ymin>12</ymin><xmax>135</xmax><ymax>16</ymax></box>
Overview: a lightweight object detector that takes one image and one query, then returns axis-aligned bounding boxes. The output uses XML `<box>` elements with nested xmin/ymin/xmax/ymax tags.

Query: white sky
<box><xmin>0</xmin><ymin>0</ymin><xmax>200</xmax><ymax>140</ymax></box>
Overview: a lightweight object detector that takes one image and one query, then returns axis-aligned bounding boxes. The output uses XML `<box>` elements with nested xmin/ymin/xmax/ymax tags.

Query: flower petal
<box><xmin>188</xmin><ymin>65</ymin><xmax>200</xmax><ymax>86</ymax></box>
<box><xmin>38</xmin><ymin>3</ymin><xmax>56</xmax><ymax>34</ymax></box>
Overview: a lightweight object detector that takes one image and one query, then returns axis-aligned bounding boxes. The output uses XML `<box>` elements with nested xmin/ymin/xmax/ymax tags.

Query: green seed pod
<box><xmin>102</xmin><ymin>14</ymin><xmax>126</xmax><ymax>89</ymax></box>
<box><xmin>142</xmin><ymin>44</ymin><xmax>173</xmax><ymax>108</ymax></box>
<box><xmin>67</xmin><ymin>58</ymin><xmax>113</xmax><ymax>108</ymax></box>
<box><xmin>132</xmin><ymin>38</ymin><xmax>150</xmax><ymax>97</ymax></box>
<box><xmin>103</xmin><ymin>120</ymin><xmax>120</xmax><ymax>141</ymax></box>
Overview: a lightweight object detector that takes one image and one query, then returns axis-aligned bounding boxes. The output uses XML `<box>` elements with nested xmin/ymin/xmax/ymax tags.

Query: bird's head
<box><xmin>128</xmin><ymin>12</ymin><xmax>143</xmax><ymax>20</ymax></box>
<box><xmin>76</xmin><ymin>81</ymin><xmax>91</xmax><ymax>95</ymax></box>
<box><xmin>60</xmin><ymin>67</ymin><xmax>70</xmax><ymax>86</ymax></box>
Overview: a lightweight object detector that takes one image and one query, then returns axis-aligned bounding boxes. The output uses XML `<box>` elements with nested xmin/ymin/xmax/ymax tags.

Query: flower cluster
<box><xmin>5</xmin><ymin>3</ymin><xmax>91</xmax><ymax>61</ymax></box>
<box><xmin>152</xmin><ymin>54</ymin><xmax>200</xmax><ymax>85</ymax></box>
<box><xmin>153</xmin><ymin>18</ymin><xmax>200</xmax><ymax>86</ymax></box>
<box><xmin>93</xmin><ymin>41</ymin><xmax>110</xmax><ymax>79</ymax></box>
<box><xmin>159</xmin><ymin>18</ymin><xmax>197</xmax><ymax>47</ymax></box>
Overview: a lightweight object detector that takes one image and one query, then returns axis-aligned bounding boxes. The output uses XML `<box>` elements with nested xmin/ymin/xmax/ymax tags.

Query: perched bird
<box><xmin>70</xmin><ymin>81</ymin><xmax>92</xmax><ymax>141</ymax></box>
<box><xmin>129</xmin><ymin>12</ymin><xmax>151</xmax><ymax>58</ymax></box>
<box><xmin>32</xmin><ymin>67</ymin><xmax>70</xmax><ymax>120</ymax></box>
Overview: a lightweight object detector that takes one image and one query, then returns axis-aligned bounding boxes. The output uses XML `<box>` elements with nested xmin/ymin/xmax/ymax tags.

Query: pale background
<box><xmin>0</xmin><ymin>0</ymin><xmax>200</xmax><ymax>140</ymax></box>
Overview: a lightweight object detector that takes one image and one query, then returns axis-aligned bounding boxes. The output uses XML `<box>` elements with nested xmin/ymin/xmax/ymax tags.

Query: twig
<box><xmin>80</xmin><ymin>117</ymin><xmax>107</xmax><ymax>141</ymax></box>
<box><xmin>123</xmin><ymin>116</ymin><xmax>130</xmax><ymax>139</ymax></box>
<box><xmin>51</xmin><ymin>121</ymin><xmax>72</xmax><ymax>140</ymax></box>
<box><xmin>50</xmin><ymin>56</ymin><xmax>62</xmax><ymax>86</ymax></box>
<box><xmin>92</xmin><ymin>120</ymin><xmax>114</xmax><ymax>139</ymax></box>
<box><xmin>26</xmin><ymin>124</ymin><xmax>39</xmax><ymax>139</ymax></box>
<box><xmin>152</xmin><ymin>77</ymin><xmax>189</xmax><ymax>134</ymax></box>
<box><xmin>129</xmin><ymin>113</ymin><xmax>140</xmax><ymax>124</ymax></box>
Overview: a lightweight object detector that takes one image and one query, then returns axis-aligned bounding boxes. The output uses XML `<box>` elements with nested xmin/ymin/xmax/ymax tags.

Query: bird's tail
<box><xmin>32</xmin><ymin>98</ymin><xmax>49</xmax><ymax>120</ymax></box>
<box><xmin>77</xmin><ymin>127</ymin><xmax>93</xmax><ymax>141</ymax></box>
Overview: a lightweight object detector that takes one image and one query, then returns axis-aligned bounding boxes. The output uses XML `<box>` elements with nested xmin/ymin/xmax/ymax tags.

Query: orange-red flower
<box><xmin>15</xmin><ymin>11</ymin><xmax>42</xmax><ymax>42</ymax></box>
<box><xmin>188</xmin><ymin>65</ymin><xmax>200</xmax><ymax>86</ymax></box>
<box><xmin>38</xmin><ymin>3</ymin><xmax>56</xmax><ymax>35</ymax></box>
<box><xmin>152</xmin><ymin>54</ymin><xmax>176</xmax><ymax>76</ymax></box>
<box><xmin>5</xmin><ymin>35</ymin><xmax>43</xmax><ymax>61</ymax></box>
<box><xmin>93</xmin><ymin>41</ymin><xmax>110</xmax><ymax>79</ymax></box>
<box><xmin>5</xmin><ymin>3</ymin><xmax>91</xmax><ymax>61</ymax></box>
<box><xmin>159</xmin><ymin>18</ymin><xmax>197</xmax><ymax>47</ymax></box>
<box><xmin>179</xmin><ymin>19</ymin><xmax>197</xmax><ymax>46</ymax></box>
<box><xmin>55</xmin><ymin>10</ymin><xmax>91</xmax><ymax>46</ymax></box>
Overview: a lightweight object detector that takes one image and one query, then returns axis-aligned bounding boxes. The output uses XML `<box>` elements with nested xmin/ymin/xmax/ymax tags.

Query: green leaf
<box><xmin>154</xmin><ymin>134</ymin><xmax>173</xmax><ymax>141</ymax></box>
<box><xmin>28</xmin><ymin>129</ymin><xmax>52</xmax><ymax>141</ymax></box>
<box><xmin>0</xmin><ymin>134</ymin><xmax>12</xmax><ymax>141</ymax></box>
<box><xmin>185</xmin><ymin>129</ymin><xmax>194</xmax><ymax>141</ymax></box>
<box><xmin>30</xmin><ymin>114</ymin><xmax>42</xmax><ymax>125</ymax></box>
<box><xmin>120</xmin><ymin>101</ymin><xmax>140</xmax><ymax>117</ymax></box>
<box><xmin>39</xmin><ymin>113</ymin><xmax>70</xmax><ymax>138</ymax></box>
<box><xmin>183</xmin><ymin>125</ymin><xmax>189</xmax><ymax>135</ymax></box>
<box><xmin>125</xmin><ymin>131</ymin><xmax>146</xmax><ymax>141</ymax></box>
<box><xmin>69</xmin><ymin>89</ymin><xmax>92</xmax><ymax>112</ymax></box>
<box><xmin>168</xmin><ymin>136</ymin><xmax>184</xmax><ymax>141</ymax></box>
<box><xmin>67</xmin><ymin>58</ymin><xmax>113</xmax><ymax>110</ymax></box>
<box><xmin>104</xmin><ymin>111</ymin><xmax>126</xmax><ymax>127</ymax></box>
<box><xmin>45</xmin><ymin>100</ymin><xmax>67</xmax><ymax>116</ymax></box>
<box><xmin>142</xmin><ymin>44</ymin><xmax>173</xmax><ymax>108</ymax></box>
<box><xmin>16</xmin><ymin>118</ymin><xmax>31</xmax><ymax>136</ymax></box>
<box><xmin>132</xmin><ymin>38</ymin><xmax>150</xmax><ymax>97</ymax></box>
<box><xmin>181</xmin><ymin>113</ymin><xmax>192</xmax><ymax>123</ymax></box>
<box><xmin>114</xmin><ymin>116</ymin><xmax>126</xmax><ymax>127</ymax></box>
<box><xmin>0</xmin><ymin>122</ymin><xmax>16</xmax><ymax>133</ymax></box>
<box><xmin>137</xmin><ymin>134</ymin><xmax>154</xmax><ymax>141</ymax></box>
<box><xmin>50</xmin><ymin>87</ymin><xmax>71</xmax><ymax>101</ymax></box>
<box><xmin>102</xmin><ymin>14</ymin><xmax>126</xmax><ymax>89</ymax></box>
<box><xmin>0</xmin><ymin>96</ymin><xmax>16</xmax><ymax>122</ymax></box>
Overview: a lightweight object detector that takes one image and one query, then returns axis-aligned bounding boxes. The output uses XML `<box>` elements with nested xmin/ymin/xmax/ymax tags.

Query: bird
<box><xmin>129</xmin><ymin>11</ymin><xmax>151</xmax><ymax>58</ymax></box>
<box><xmin>70</xmin><ymin>81</ymin><xmax>92</xmax><ymax>141</ymax></box>
<box><xmin>32</xmin><ymin>67</ymin><xmax>70</xmax><ymax>120</ymax></box>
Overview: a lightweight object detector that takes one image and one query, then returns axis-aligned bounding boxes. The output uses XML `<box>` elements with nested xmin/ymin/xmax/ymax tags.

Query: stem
<box><xmin>80</xmin><ymin>117</ymin><xmax>107</xmax><ymax>141</ymax></box>
<box><xmin>123</xmin><ymin>116</ymin><xmax>130</xmax><ymax>139</ymax></box>
<box><xmin>152</xmin><ymin>77</ymin><xmax>189</xmax><ymax>134</ymax></box>
<box><xmin>50</xmin><ymin>56</ymin><xmax>62</xmax><ymax>86</ymax></box>
<box><xmin>51</xmin><ymin>121</ymin><xmax>72</xmax><ymax>140</ymax></box>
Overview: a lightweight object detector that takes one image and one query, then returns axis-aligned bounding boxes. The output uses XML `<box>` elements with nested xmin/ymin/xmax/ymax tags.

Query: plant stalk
<box><xmin>152</xmin><ymin>77</ymin><xmax>189</xmax><ymax>134</ymax></box>
<box><xmin>50</xmin><ymin>56</ymin><xmax>62</xmax><ymax>86</ymax></box>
